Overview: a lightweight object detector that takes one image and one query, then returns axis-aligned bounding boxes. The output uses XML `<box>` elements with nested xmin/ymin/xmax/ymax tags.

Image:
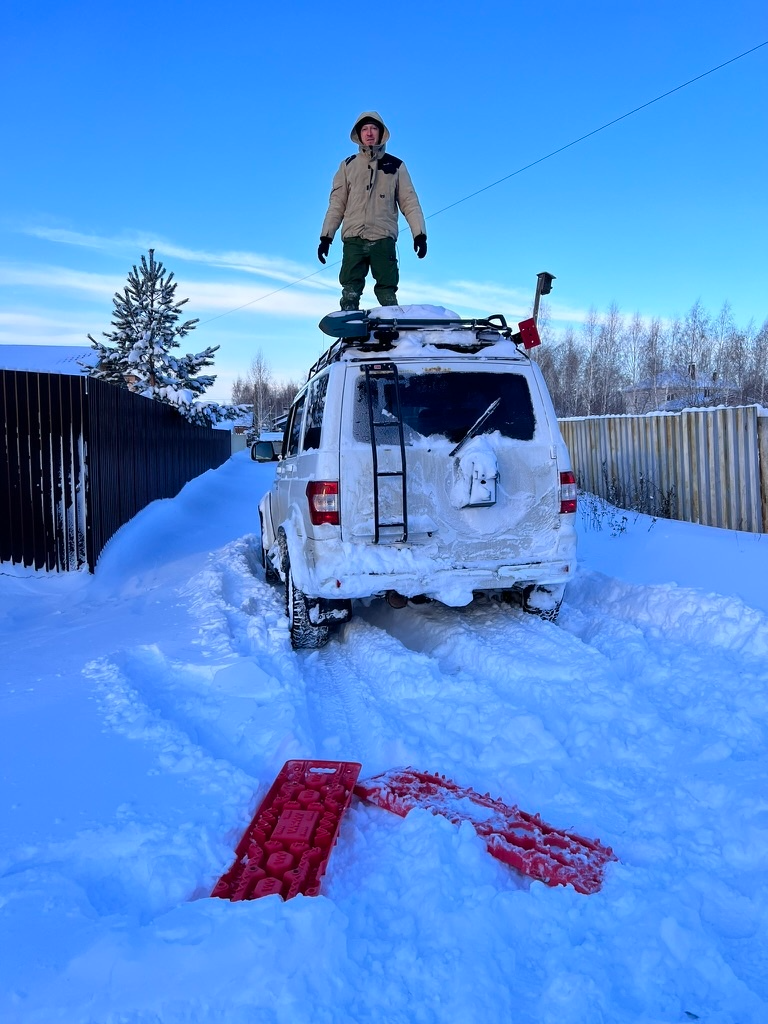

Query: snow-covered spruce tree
<box><xmin>87</xmin><ymin>249</ymin><xmax>237</xmax><ymax>427</ymax></box>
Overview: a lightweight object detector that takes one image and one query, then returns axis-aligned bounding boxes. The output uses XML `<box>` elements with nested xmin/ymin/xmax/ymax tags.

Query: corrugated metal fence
<box><xmin>560</xmin><ymin>406</ymin><xmax>768</xmax><ymax>533</ymax></box>
<box><xmin>1</xmin><ymin>370</ymin><xmax>231</xmax><ymax>572</ymax></box>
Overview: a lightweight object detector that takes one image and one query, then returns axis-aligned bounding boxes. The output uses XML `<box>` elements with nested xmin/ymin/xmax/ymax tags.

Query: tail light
<box><xmin>306</xmin><ymin>481</ymin><xmax>339</xmax><ymax>526</ymax></box>
<box><xmin>559</xmin><ymin>471</ymin><xmax>577</xmax><ymax>514</ymax></box>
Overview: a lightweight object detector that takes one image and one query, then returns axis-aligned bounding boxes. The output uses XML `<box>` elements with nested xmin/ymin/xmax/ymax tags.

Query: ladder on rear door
<box><xmin>363</xmin><ymin>362</ymin><xmax>408</xmax><ymax>543</ymax></box>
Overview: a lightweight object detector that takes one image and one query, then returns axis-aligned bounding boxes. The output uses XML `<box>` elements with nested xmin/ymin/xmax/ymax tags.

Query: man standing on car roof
<box><xmin>317</xmin><ymin>111</ymin><xmax>427</xmax><ymax>310</ymax></box>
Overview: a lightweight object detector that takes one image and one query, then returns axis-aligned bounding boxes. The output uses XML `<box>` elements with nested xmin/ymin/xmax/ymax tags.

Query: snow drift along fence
<box><xmin>560</xmin><ymin>406</ymin><xmax>768</xmax><ymax>533</ymax></box>
<box><xmin>1</xmin><ymin>370</ymin><xmax>231</xmax><ymax>572</ymax></box>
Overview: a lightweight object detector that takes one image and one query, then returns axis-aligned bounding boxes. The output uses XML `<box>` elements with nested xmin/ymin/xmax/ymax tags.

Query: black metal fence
<box><xmin>1</xmin><ymin>370</ymin><xmax>231</xmax><ymax>572</ymax></box>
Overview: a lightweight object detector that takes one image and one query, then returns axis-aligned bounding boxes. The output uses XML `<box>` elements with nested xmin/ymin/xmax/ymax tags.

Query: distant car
<box><xmin>259</xmin><ymin>305</ymin><xmax>577</xmax><ymax>649</ymax></box>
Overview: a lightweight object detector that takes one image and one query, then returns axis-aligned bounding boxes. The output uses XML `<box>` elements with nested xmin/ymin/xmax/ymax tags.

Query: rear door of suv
<box><xmin>339</xmin><ymin>358</ymin><xmax>562</xmax><ymax>564</ymax></box>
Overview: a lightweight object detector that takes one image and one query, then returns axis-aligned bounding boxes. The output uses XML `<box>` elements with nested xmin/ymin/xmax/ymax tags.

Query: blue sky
<box><xmin>1</xmin><ymin>0</ymin><xmax>766</xmax><ymax>400</ymax></box>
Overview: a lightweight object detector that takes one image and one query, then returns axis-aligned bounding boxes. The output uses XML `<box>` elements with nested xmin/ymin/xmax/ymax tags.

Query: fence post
<box><xmin>759</xmin><ymin>415</ymin><xmax>768</xmax><ymax>534</ymax></box>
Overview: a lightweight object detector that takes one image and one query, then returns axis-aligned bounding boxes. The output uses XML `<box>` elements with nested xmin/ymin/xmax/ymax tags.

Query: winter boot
<box><xmin>340</xmin><ymin>288</ymin><xmax>360</xmax><ymax>311</ymax></box>
<box><xmin>373</xmin><ymin>286</ymin><xmax>398</xmax><ymax>307</ymax></box>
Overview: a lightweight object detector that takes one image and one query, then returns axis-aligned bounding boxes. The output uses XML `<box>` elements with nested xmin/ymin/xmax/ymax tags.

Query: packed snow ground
<box><xmin>1</xmin><ymin>453</ymin><xmax>767</xmax><ymax>1024</ymax></box>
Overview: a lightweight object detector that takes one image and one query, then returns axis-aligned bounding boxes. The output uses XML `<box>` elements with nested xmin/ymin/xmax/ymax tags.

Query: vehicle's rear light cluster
<box><xmin>559</xmin><ymin>471</ymin><xmax>577</xmax><ymax>514</ymax></box>
<box><xmin>306</xmin><ymin>481</ymin><xmax>340</xmax><ymax>526</ymax></box>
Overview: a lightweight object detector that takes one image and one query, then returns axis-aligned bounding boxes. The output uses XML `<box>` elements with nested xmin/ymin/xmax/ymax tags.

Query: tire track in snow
<box><xmin>76</xmin><ymin>535</ymin><xmax>322</xmax><ymax>918</ymax></box>
<box><xmin>302</xmin><ymin>606</ymin><xmax>573</xmax><ymax>795</ymax></box>
<box><xmin>300</xmin><ymin>616</ymin><xmax>464</xmax><ymax>772</ymax></box>
<box><xmin>92</xmin><ymin>536</ymin><xmax>313</xmax><ymax>778</ymax></box>
<box><xmin>357</xmin><ymin>595</ymin><xmax>637</xmax><ymax>765</ymax></box>
<box><xmin>180</xmin><ymin>534</ymin><xmax>319</xmax><ymax>775</ymax></box>
<box><xmin>335</xmin><ymin>577</ymin><xmax>768</xmax><ymax>1002</ymax></box>
<box><xmin>347</xmin><ymin>587</ymin><xmax>766</xmax><ymax>854</ymax></box>
<box><xmin>78</xmin><ymin>655</ymin><xmax>256</xmax><ymax>918</ymax></box>
<box><xmin>83</xmin><ymin>537</ymin><xmax>320</xmax><ymax>874</ymax></box>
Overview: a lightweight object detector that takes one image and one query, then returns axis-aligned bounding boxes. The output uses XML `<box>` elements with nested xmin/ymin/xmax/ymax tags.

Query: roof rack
<box><xmin>319</xmin><ymin>310</ymin><xmax>518</xmax><ymax>340</ymax></box>
<box><xmin>308</xmin><ymin>312</ymin><xmax>541</xmax><ymax>380</ymax></box>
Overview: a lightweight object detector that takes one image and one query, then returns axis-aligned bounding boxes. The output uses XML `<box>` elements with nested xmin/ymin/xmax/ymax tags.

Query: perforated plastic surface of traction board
<box><xmin>212</xmin><ymin>760</ymin><xmax>361</xmax><ymax>901</ymax></box>
<box><xmin>356</xmin><ymin>767</ymin><xmax>616</xmax><ymax>895</ymax></box>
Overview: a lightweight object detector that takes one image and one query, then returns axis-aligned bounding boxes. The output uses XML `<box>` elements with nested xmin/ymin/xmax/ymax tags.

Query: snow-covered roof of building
<box><xmin>0</xmin><ymin>344</ymin><xmax>98</xmax><ymax>375</ymax></box>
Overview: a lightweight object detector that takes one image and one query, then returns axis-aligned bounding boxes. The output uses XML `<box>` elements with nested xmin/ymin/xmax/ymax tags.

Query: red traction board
<box><xmin>356</xmin><ymin>767</ymin><xmax>616</xmax><ymax>895</ymax></box>
<box><xmin>212</xmin><ymin>760</ymin><xmax>361</xmax><ymax>901</ymax></box>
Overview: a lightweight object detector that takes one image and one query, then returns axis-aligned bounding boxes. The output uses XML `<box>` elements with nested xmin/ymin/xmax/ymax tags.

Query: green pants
<box><xmin>339</xmin><ymin>236</ymin><xmax>399</xmax><ymax>310</ymax></box>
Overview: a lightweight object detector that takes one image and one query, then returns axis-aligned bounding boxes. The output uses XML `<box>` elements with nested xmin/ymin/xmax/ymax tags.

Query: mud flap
<box><xmin>522</xmin><ymin>583</ymin><xmax>565</xmax><ymax>621</ymax></box>
<box><xmin>308</xmin><ymin>596</ymin><xmax>353</xmax><ymax>626</ymax></box>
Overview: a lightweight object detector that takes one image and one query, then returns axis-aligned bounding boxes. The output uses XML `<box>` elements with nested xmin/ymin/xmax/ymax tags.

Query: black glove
<box><xmin>413</xmin><ymin>233</ymin><xmax>427</xmax><ymax>259</ymax></box>
<box><xmin>317</xmin><ymin>237</ymin><xmax>331</xmax><ymax>264</ymax></box>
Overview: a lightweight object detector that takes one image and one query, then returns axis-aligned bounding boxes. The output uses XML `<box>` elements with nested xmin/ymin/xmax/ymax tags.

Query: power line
<box><xmin>200</xmin><ymin>41</ymin><xmax>767</xmax><ymax>325</ymax></box>
<box><xmin>426</xmin><ymin>40</ymin><xmax>768</xmax><ymax>220</ymax></box>
<box><xmin>199</xmin><ymin>263</ymin><xmax>339</xmax><ymax>326</ymax></box>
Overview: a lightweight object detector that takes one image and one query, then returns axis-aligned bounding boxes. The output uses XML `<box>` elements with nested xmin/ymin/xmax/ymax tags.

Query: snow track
<box><xmin>1</xmin><ymin>454</ymin><xmax>767</xmax><ymax>1023</ymax></box>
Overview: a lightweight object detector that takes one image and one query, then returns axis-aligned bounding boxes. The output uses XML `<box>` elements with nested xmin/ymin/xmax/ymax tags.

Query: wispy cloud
<box><xmin>24</xmin><ymin>225</ymin><xmax>594</xmax><ymax>318</ymax></box>
<box><xmin>24</xmin><ymin>226</ymin><xmax>337</xmax><ymax>292</ymax></box>
<box><xmin>189</xmin><ymin>280</ymin><xmax>332</xmax><ymax>319</ymax></box>
<box><xmin>399</xmin><ymin>280</ymin><xmax>533</xmax><ymax>318</ymax></box>
<box><xmin>11</xmin><ymin>224</ymin><xmax>593</xmax><ymax>330</ymax></box>
<box><xmin>0</xmin><ymin>262</ymin><xmax>121</xmax><ymax>298</ymax></box>
<box><xmin>0</xmin><ymin>310</ymin><xmax>92</xmax><ymax>330</ymax></box>
<box><xmin>0</xmin><ymin>310</ymin><xmax>94</xmax><ymax>346</ymax></box>
<box><xmin>1</xmin><ymin>258</ymin><xmax>592</xmax><ymax>335</ymax></box>
<box><xmin>400</xmin><ymin>279</ymin><xmax>589</xmax><ymax>324</ymax></box>
<box><xmin>0</xmin><ymin>260</ymin><xmax>332</xmax><ymax>320</ymax></box>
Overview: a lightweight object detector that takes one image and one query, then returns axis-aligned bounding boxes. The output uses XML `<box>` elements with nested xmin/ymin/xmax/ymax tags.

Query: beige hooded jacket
<box><xmin>320</xmin><ymin>111</ymin><xmax>426</xmax><ymax>243</ymax></box>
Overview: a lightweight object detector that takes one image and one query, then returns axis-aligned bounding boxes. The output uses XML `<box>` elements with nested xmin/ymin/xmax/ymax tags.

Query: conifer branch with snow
<box><xmin>87</xmin><ymin>249</ymin><xmax>242</xmax><ymax>427</ymax></box>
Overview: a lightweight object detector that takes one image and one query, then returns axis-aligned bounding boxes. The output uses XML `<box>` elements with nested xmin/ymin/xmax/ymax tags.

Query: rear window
<box><xmin>353</xmin><ymin>369</ymin><xmax>536</xmax><ymax>444</ymax></box>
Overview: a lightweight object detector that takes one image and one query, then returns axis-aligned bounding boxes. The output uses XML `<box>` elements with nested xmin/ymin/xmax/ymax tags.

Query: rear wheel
<box><xmin>285</xmin><ymin>558</ymin><xmax>331</xmax><ymax>650</ymax></box>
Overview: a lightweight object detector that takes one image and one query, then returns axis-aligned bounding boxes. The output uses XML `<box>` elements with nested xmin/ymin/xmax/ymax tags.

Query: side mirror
<box><xmin>251</xmin><ymin>440</ymin><xmax>280</xmax><ymax>462</ymax></box>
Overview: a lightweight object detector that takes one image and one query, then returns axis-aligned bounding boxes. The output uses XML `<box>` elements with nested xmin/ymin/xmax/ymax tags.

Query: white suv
<box><xmin>259</xmin><ymin>305</ymin><xmax>577</xmax><ymax>649</ymax></box>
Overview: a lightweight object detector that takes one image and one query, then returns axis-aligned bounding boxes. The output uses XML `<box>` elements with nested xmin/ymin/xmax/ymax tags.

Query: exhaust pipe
<box><xmin>386</xmin><ymin>590</ymin><xmax>408</xmax><ymax>609</ymax></box>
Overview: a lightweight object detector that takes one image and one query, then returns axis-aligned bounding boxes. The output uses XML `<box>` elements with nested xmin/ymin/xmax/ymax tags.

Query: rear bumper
<box><xmin>309</xmin><ymin>557</ymin><xmax>575</xmax><ymax>607</ymax></box>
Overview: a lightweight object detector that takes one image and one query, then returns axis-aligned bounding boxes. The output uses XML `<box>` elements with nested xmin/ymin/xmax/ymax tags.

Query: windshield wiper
<box><xmin>449</xmin><ymin>397</ymin><xmax>501</xmax><ymax>457</ymax></box>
